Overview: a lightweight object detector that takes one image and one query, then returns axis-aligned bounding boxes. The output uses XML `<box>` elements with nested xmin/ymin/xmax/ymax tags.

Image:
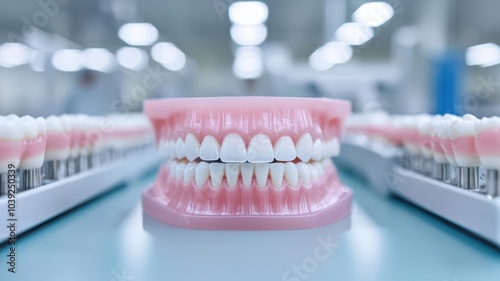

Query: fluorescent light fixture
<box><xmin>82</xmin><ymin>48</ymin><xmax>114</xmax><ymax>72</ymax></box>
<box><xmin>30</xmin><ymin>51</ymin><xmax>45</xmax><ymax>72</ymax></box>
<box><xmin>230</xmin><ymin>24</ymin><xmax>267</xmax><ymax>46</ymax></box>
<box><xmin>309</xmin><ymin>50</ymin><xmax>334</xmax><ymax>71</ymax></box>
<box><xmin>0</xmin><ymin>43</ymin><xmax>34</xmax><ymax>68</ymax></box>
<box><xmin>335</xmin><ymin>22</ymin><xmax>374</xmax><ymax>45</ymax></box>
<box><xmin>116</xmin><ymin>47</ymin><xmax>148</xmax><ymax>70</ymax></box>
<box><xmin>229</xmin><ymin>1</ymin><xmax>268</xmax><ymax>25</ymax></box>
<box><xmin>233</xmin><ymin>46</ymin><xmax>263</xmax><ymax>79</ymax></box>
<box><xmin>151</xmin><ymin>42</ymin><xmax>186</xmax><ymax>71</ymax></box>
<box><xmin>466</xmin><ymin>43</ymin><xmax>500</xmax><ymax>67</ymax></box>
<box><xmin>322</xmin><ymin>41</ymin><xmax>353</xmax><ymax>64</ymax></box>
<box><xmin>118</xmin><ymin>23</ymin><xmax>159</xmax><ymax>46</ymax></box>
<box><xmin>352</xmin><ymin>2</ymin><xmax>394</xmax><ymax>27</ymax></box>
<box><xmin>51</xmin><ymin>49</ymin><xmax>83</xmax><ymax>72</ymax></box>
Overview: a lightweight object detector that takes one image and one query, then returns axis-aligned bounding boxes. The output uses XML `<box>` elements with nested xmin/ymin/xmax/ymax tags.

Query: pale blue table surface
<box><xmin>1</xmin><ymin>166</ymin><xmax>500</xmax><ymax>281</ymax></box>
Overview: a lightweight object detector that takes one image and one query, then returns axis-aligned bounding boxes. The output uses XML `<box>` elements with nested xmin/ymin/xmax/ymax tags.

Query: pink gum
<box><xmin>144</xmin><ymin>97</ymin><xmax>351</xmax><ymax>144</ymax></box>
<box><xmin>476</xmin><ymin>129</ymin><xmax>500</xmax><ymax>156</ymax></box>
<box><xmin>46</xmin><ymin>132</ymin><xmax>71</xmax><ymax>151</ymax></box>
<box><xmin>451</xmin><ymin>135</ymin><xmax>477</xmax><ymax>157</ymax></box>
<box><xmin>0</xmin><ymin>135</ymin><xmax>47</xmax><ymax>162</ymax></box>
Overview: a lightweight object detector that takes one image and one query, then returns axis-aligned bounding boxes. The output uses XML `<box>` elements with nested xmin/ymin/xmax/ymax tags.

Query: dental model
<box><xmin>142</xmin><ymin>97</ymin><xmax>352</xmax><ymax>230</ymax></box>
<box><xmin>474</xmin><ymin>117</ymin><xmax>500</xmax><ymax>196</ymax></box>
<box><xmin>18</xmin><ymin>115</ymin><xmax>47</xmax><ymax>190</ymax></box>
<box><xmin>0</xmin><ymin>116</ymin><xmax>24</xmax><ymax>195</ymax></box>
<box><xmin>44</xmin><ymin>115</ymin><xmax>71</xmax><ymax>180</ymax></box>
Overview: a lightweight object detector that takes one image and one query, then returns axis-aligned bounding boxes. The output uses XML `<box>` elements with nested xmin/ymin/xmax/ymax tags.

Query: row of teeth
<box><xmin>167</xmin><ymin>159</ymin><xmax>333</xmax><ymax>189</ymax></box>
<box><xmin>159</xmin><ymin>133</ymin><xmax>340</xmax><ymax>163</ymax></box>
<box><xmin>0</xmin><ymin>115</ymin><xmax>47</xmax><ymax>141</ymax></box>
<box><xmin>346</xmin><ymin>113</ymin><xmax>500</xmax><ymax>166</ymax></box>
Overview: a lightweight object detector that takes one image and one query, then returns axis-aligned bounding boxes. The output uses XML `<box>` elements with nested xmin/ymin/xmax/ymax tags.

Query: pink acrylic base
<box><xmin>142</xmin><ymin>184</ymin><xmax>352</xmax><ymax>230</ymax></box>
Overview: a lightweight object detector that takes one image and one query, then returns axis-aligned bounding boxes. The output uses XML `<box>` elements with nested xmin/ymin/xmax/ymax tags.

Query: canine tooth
<box><xmin>21</xmin><ymin>116</ymin><xmax>37</xmax><ymax>139</ymax></box>
<box><xmin>297</xmin><ymin>162</ymin><xmax>311</xmax><ymax>186</ymax></box>
<box><xmin>35</xmin><ymin>117</ymin><xmax>47</xmax><ymax>136</ymax></box>
<box><xmin>199</xmin><ymin>135</ymin><xmax>220</xmax><ymax>161</ymax></box>
<box><xmin>175</xmin><ymin>137</ymin><xmax>185</xmax><ymax>159</ymax></box>
<box><xmin>270</xmin><ymin>163</ymin><xmax>285</xmax><ymax>189</ymax></box>
<box><xmin>284</xmin><ymin>162</ymin><xmax>298</xmax><ymax>188</ymax></box>
<box><xmin>225</xmin><ymin>163</ymin><xmax>240</xmax><ymax>189</ymax></box>
<box><xmin>209</xmin><ymin>163</ymin><xmax>225</xmax><ymax>188</ymax></box>
<box><xmin>309</xmin><ymin>164</ymin><xmax>319</xmax><ymax>182</ymax></box>
<box><xmin>254</xmin><ymin>163</ymin><xmax>269</xmax><ymax>189</ymax></box>
<box><xmin>183</xmin><ymin>162</ymin><xmax>196</xmax><ymax>184</ymax></box>
<box><xmin>296</xmin><ymin>133</ymin><xmax>313</xmax><ymax>162</ymax></box>
<box><xmin>240</xmin><ymin>163</ymin><xmax>254</xmax><ymax>188</ymax></box>
<box><xmin>175</xmin><ymin>162</ymin><xmax>186</xmax><ymax>182</ymax></box>
<box><xmin>274</xmin><ymin>136</ymin><xmax>296</xmax><ymax>161</ymax></box>
<box><xmin>247</xmin><ymin>134</ymin><xmax>274</xmax><ymax>163</ymax></box>
<box><xmin>312</xmin><ymin>139</ymin><xmax>322</xmax><ymax>161</ymax></box>
<box><xmin>220</xmin><ymin>133</ymin><xmax>247</xmax><ymax>162</ymax></box>
<box><xmin>195</xmin><ymin>162</ymin><xmax>210</xmax><ymax>187</ymax></box>
<box><xmin>0</xmin><ymin>118</ymin><xmax>23</xmax><ymax>141</ymax></box>
<box><xmin>184</xmin><ymin>133</ymin><xmax>200</xmax><ymax>161</ymax></box>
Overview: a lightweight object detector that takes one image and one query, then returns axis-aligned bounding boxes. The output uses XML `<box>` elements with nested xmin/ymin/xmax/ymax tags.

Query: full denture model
<box><xmin>142</xmin><ymin>97</ymin><xmax>353</xmax><ymax>230</ymax></box>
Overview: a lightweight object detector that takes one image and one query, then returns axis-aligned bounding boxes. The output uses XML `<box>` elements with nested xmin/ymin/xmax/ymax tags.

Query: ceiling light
<box><xmin>466</xmin><ymin>43</ymin><xmax>500</xmax><ymax>67</ymax></box>
<box><xmin>82</xmin><ymin>48</ymin><xmax>114</xmax><ymax>72</ymax></box>
<box><xmin>335</xmin><ymin>22</ymin><xmax>374</xmax><ymax>45</ymax></box>
<box><xmin>118</xmin><ymin>23</ymin><xmax>159</xmax><ymax>46</ymax></box>
<box><xmin>51</xmin><ymin>49</ymin><xmax>83</xmax><ymax>72</ymax></box>
<box><xmin>352</xmin><ymin>2</ymin><xmax>394</xmax><ymax>27</ymax></box>
<box><xmin>116</xmin><ymin>47</ymin><xmax>148</xmax><ymax>70</ymax></box>
<box><xmin>229</xmin><ymin>1</ymin><xmax>268</xmax><ymax>25</ymax></box>
<box><xmin>230</xmin><ymin>24</ymin><xmax>267</xmax><ymax>46</ymax></box>
<box><xmin>233</xmin><ymin>46</ymin><xmax>263</xmax><ymax>79</ymax></box>
<box><xmin>0</xmin><ymin>43</ymin><xmax>34</xmax><ymax>68</ymax></box>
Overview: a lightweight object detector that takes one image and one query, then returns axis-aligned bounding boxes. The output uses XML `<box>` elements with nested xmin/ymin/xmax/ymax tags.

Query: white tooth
<box><xmin>254</xmin><ymin>163</ymin><xmax>269</xmax><ymax>189</ymax></box>
<box><xmin>199</xmin><ymin>135</ymin><xmax>220</xmax><ymax>161</ymax></box>
<box><xmin>448</xmin><ymin>118</ymin><xmax>477</xmax><ymax>139</ymax></box>
<box><xmin>209</xmin><ymin>163</ymin><xmax>225</xmax><ymax>188</ymax></box>
<box><xmin>225</xmin><ymin>163</ymin><xmax>240</xmax><ymax>189</ymax></box>
<box><xmin>21</xmin><ymin>116</ymin><xmax>37</xmax><ymax>139</ymax></box>
<box><xmin>184</xmin><ymin>133</ymin><xmax>200</xmax><ymax>161</ymax></box>
<box><xmin>284</xmin><ymin>162</ymin><xmax>298</xmax><ymax>188</ymax></box>
<box><xmin>35</xmin><ymin>117</ymin><xmax>47</xmax><ymax>136</ymax></box>
<box><xmin>175</xmin><ymin>162</ymin><xmax>186</xmax><ymax>182</ymax></box>
<box><xmin>0</xmin><ymin>118</ymin><xmax>23</xmax><ymax>141</ymax></box>
<box><xmin>175</xmin><ymin>137</ymin><xmax>185</xmax><ymax>159</ymax></box>
<box><xmin>168</xmin><ymin>140</ymin><xmax>176</xmax><ymax>158</ymax></box>
<box><xmin>330</xmin><ymin>138</ymin><xmax>340</xmax><ymax>157</ymax></box>
<box><xmin>322</xmin><ymin>141</ymin><xmax>329</xmax><ymax>159</ymax></box>
<box><xmin>183</xmin><ymin>162</ymin><xmax>196</xmax><ymax>184</ymax></box>
<box><xmin>195</xmin><ymin>162</ymin><xmax>210</xmax><ymax>187</ymax></box>
<box><xmin>220</xmin><ymin>133</ymin><xmax>247</xmax><ymax>162</ymax></box>
<box><xmin>314</xmin><ymin>162</ymin><xmax>324</xmax><ymax>177</ymax></box>
<box><xmin>270</xmin><ymin>163</ymin><xmax>285</xmax><ymax>189</ymax></box>
<box><xmin>247</xmin><ymin>134</ymin><xmax>274</xmax><ymax>163</ymax></box>
<box><xmin>309</xmin><ymin>164</ymin><xmax>319</xmax><ymax>182</ymax></box>
<box><xmin>312</xmin><ymin>139</ymin><xmax>322</xmax><ymax>161</ymax></box>
<box><xmin>240</xmin><ymin>163</ymin><xmax>254</xmax><ymax>188</ymax></box>
<box><xmin>295</xmin><ymin>133</ymin><xmax>313</xmax><ymax>162</ymax></box>
<box><xmin>274</xmin><ymin>136</ymin><xmax>296</xmax><ymax>161</ymax></box>
<box><xmin>168</xmin><ymin>160</ymin><xmax>176</xmax><ymax>173</ymax></box>
<box><xmin>297</xmin><ymin>162</ymin><xmax>311</xmax><ymax>186</ymax></box>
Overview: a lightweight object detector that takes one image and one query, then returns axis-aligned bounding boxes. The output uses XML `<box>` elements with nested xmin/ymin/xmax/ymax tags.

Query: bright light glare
<box><xmin>151</xmin><ymin>42</ymin><xmax>186</xmax><ymax>71</ymax></box>
<box><xmin>52</xmin><ymin>49</ymin><xmax>83</xmax><ymax>72</ymax></box>
<box><xmin>335</xmin><ymin>22</ymin><xmax>374</xmax><ymax>45</ymax></box>
<box><xmin>118</xmin><ymin>23</ymin><xmax>159</xmax><ymax>46</ymax></box>
<box><xmin>229</xmin><ymin>1</ymin><xmax>268</xmax><ymax>25</ymax></box>
<box><xmin>352</xmin><ymin>2</ymin><xmax>394</xmax><ymax>27</ymax></box>
<box><xmin>0</xmin><ymin>43</ymin><xmax>34</xmax><ymax>67</ymax></box>
<box><xmin>322</xmin><ymin>41</ymin><xmax>353</xmax><ymax>64</ymax></box>
<box><xmin>230</xmin><ymin>24</ymin><xmax>267</xmax><ymax>46</ymax></box>
<box><xmin>309</xmin><ymin>51</ymin><xmax>333</xmax><ymax>71</ymax></box>
<box><xmin>82</xmin><ymin>48</ymin><xmax>114</xmax><ymax>72</ymax></box>
<box><xmin>466</xmin><ymin>43</ymin><xmax>500</xmax><ymax>67</ymax></box>
<box><xmin>116</xmin><ymin>47</ymin><xmax>148</xmax><ymax>70</ymax></box>
<box><xmin>233</xmin><ymin>47</ymin><xmax>263</xmax><ymax>79</ymax></box>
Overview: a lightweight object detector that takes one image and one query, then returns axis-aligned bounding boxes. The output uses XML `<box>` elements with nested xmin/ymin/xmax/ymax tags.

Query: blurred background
<box><xmin>0</xmin><ymin>0</ymin><xmax>498</xmax><ymax>117</ymax></box>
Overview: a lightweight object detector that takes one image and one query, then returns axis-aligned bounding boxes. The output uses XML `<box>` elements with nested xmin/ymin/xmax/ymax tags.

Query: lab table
<box><xmin>1</xmin><ymin>166</ymin><xmax>500</xmax><ymax>281</ymax></box>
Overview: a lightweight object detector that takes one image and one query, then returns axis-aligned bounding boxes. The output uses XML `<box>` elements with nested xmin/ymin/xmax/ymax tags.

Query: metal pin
<box><xmin>21</xmin><ymin>168</ymin><xmax>42</xmax><ymax>191</ymax></box>
<box><xmin>441</xmin><ymin>163</ymin><xmax>450</xmax><ymax>183</ymax></box>
<box><xmin>434</xmin><ymin>162</ymin><xmax>447</xmax><ymax>181</ymax></box>
<box><xmin>87</xmin><ymin>153</ymin><xmax>100</xmax><ymax>169</ymax></box>
<box><xmin>66</xmin><ymin>157</ymin><xmax>76</xmax><ymax>176</ymax></box>
<box><xmin>0</xmin><ymin>174</ymin><xmax>8</xmax><ymax>196</ymax></box>
<box><xmin>486</xmin><ymin>169</ymin><xmax>499</xmax><ymax>197</ymax></box>
<box><xmin>44</xmin><ymin>160</ymin><xmax>67</xmax><ymax>181</ymax></box>
<box><xmin>100</xmin><ymin>149</ymin><xmax>111</xmax><ymax>164</ymax></box>
<box><xmin>458</xmin><ymin>167</ymin><xmax>479</xmax><ymax>190</ymax></box>
<box><xmin>75</xmin><ymin>155</ymin><xmax>88</xmax><ymax>173</ymax></box>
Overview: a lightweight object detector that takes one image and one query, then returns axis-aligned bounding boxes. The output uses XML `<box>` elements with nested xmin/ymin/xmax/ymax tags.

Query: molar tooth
<box><xmin>309</xmin><ymin>164</ymin><xmax>319</xmax><ymax>182</ymax></box>
<box><xmin>220</xmin><ymin>133</ymin><xmax>247</xmax><ymax>162</ymax></box>
<box><xmin>184</xmin><ymin>133</ymin><xmax>200</xmax><ymax>161</ymax></box>
<box><xmin>284</xmin><ymin>162</ymin><xmax>298</xmax><ymax>188</ymax></box>
<box><xmin>270</xmin><ymin>163</ymin><xmax>285</xmax><ymax>189</ymax></box>
<box><xmin>183</xmin><ymin>162</ymin><xmax>196</xmax><ymax>184</ymax></box>
<box><xmin>35</xmin><ymin>117</ymin><xmax>47</xmax><ymax>136</ymax></box>
<box><xmin>175</xmin><ymin>137</ymin><xmax>185</xmax><ymax>159</ymax></box>
<box><xmin>254</xmin><ymin>163</ymin><xmax>269</xmax><ymax>189</ymax></box>
<box><xmin>297</xmin><ymin>162</ymin><xmax>311</xmax><ymax>186</ymax></box>
<box><xmin>199</xmin><ymin>135</ymin><xmax>220</xmax><ymax>161</ymax></box>
<box><xmin>295</xmin><ymin>133</ymin><xmax>313</xmax><ymax>162</ymax></box>
<box><xmin>240</xmin><ymin>163</ymin><xmax>254</xmax><ymax>188</ymax></box>
<box><xmin>274</xmin><ymin>136</ymin><xmax>296</xmax><ymax>161</ymax></box>
<box><xmin>312</xmin><ymin>139</ymin><xmax>322</xmax><ymax>161</ymax></box>
<box><xmin>195</xmin><ymin>162</ymin><xmax>210</xmax><ymax>187</ymax></box>
<box><xmin>21</xmin><ymin>115</ymin><xmax>37</xmax><ymax>140</ymax></box>
<box><xmin>209</xmin><ymin>163</ymin><xmax>225</xmax><ymax>188</ymax></box>
<box><xmin>175</xmin><ymin>162</ymin><xmax>186</xmax><ymax>182</ymax></box>
<box><xmin>247</xmin><ymin>134</ymin><xmax>274</xmax><ymax>163</ymax></box>
<box><xmin>225</xmin><ymin>163</ymin><xmax>240</xmax><ymax>189</ymax></box>
<box><xmin>0</xmin><ymin>118</ymin><xmax>23</xmax><ymax>141</ymax></box>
